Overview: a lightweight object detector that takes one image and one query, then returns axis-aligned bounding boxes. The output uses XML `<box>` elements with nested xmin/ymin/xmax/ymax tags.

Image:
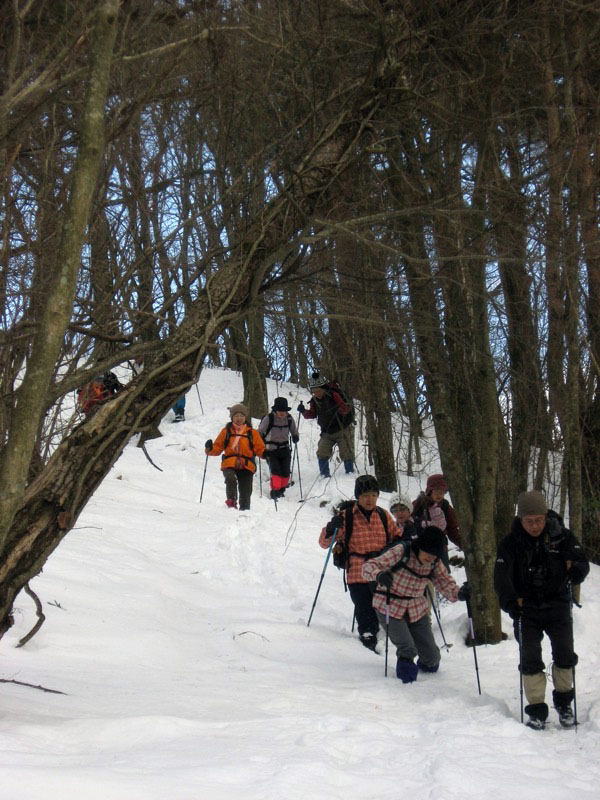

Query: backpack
<box><xmin>222</xmin><ymin>422</ymin><xmax>256</xmax><ymax>466</ymax></box>
<box><xmin>263</xmin><ymin>412</ymin><xmax>292</xmax><ymax>438</ymax></box>
<box><xmin>332</xmin><ymin>502</ymin><xmax>394</xmax><ymax>570</ymax></box>
<box><xmin>324</xmin><ymin>380</ymin><xmax>355</xmax><ymax>426</ymax></box>
<box><xmin>103</xmin><ymin>371</ymin><xmax>123</xmax><ymax>395</ymax></box>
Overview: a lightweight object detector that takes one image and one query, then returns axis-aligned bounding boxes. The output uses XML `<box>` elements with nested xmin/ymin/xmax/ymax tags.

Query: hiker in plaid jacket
<box><xmin>362</xmin><ymin>526</ymin><xmax>469</xmax><ymax>683</ymax></box>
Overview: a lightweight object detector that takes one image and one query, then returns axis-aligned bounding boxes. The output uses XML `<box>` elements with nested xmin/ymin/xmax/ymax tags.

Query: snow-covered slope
<box><xmin>1</xmin><ymin>368</ymin><xmax>599</xmax><ymax>800</ymax></box>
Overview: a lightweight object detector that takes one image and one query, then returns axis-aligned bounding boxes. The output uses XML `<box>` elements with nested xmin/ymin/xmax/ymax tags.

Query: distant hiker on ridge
<box><xmin>298</xmin><ymin>371</ymin><xmax>355</xmax><ymax>478</ymax></box>
<box><xmin>205</xmin><ymin>403</ymin><xmax>266</xmax><ymax>511</ymax></box>
<box><xmin>258</xmin><ymin>397</ymin><xmax>299</xmax><ymax>500</ymax></box>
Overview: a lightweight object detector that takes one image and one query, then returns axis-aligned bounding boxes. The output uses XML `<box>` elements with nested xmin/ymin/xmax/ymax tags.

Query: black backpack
<box><xmin>222</xmin><ymin>422</ymin><xmax>256</xmax><ymax>466</ymax></box>
<box><xmin>332</xmin><ymin>503</ymin><xmax>395</xmax><ymax>570</ymax></box>
<box><xmin>263</xmin><ymin>412</ymin><xmax>293</xmax><ymax>438</ymax></box>
<box><xmin>325</xmin><ymin>380</ymin><xmax>355</xmax><ymax>426</ymax></box>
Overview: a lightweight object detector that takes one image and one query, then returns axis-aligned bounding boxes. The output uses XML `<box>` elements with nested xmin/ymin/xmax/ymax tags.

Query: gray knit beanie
<box><xmin>517</xmin><ymin>490</ymin><xmax>548</xmax><ymax>517</ymax></box>
<box><xmin>229</xmin><ymin>403</ymin><xmax>249</xmax><ymax>421</ymax></box>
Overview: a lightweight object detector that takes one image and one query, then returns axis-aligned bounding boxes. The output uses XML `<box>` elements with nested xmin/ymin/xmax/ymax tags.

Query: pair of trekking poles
<box><xmin>198</xmin><ymin>437</ymin><xmax>303</xmax><ymax>504</ymax></box>
<box><xmin>516</xmin><ymin>583</ymin><xmax>579</xmax><ymax>727</ymax></box>
<box><xmin>307</xmin><ymin>534</ymin><xmax>482</xmax><ymax>692</ymax></box>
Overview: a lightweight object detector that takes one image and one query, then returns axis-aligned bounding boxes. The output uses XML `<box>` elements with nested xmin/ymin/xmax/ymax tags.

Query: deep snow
<box><xmin>1</xmin><ymin>367</ymin><xmax>599</xmax><ymax>800</ymax></box>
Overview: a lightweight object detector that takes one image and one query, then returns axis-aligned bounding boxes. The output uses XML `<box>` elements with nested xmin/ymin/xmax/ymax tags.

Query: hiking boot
<box><xmin>525</xmin><ymin>702</ymin><xmax>548</xmax><ymax>731</ymax></box>
<box><xmin>417</xmin><ymin>658</ymin><xmax>439</xmax><ymax>673</ymax></box>
<box><xmin>556</xmin><ymin>706</ymin><xmax>575</xmax><ymax>728</ymax></box>
<box><xmin>225</xmin><ymin>498</ymin><xmax>238</xmax><ymax>509</ymax></box>
<box><xmin>526</xmin><ymin>716</ymin><xmax>546</xmax><ymax>731</ymax></box>
<box><xmin>359</xmin><ymin>633</ymin><xmax>378</xmax><ymax>652</ymax></box>
<box><xmin>396</xmin><ymin>657</ymin><xmax>418</xmax><ymax>683</ymax></box>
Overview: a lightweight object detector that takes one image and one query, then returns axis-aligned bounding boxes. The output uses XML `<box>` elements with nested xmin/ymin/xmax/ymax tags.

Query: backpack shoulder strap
<box><xmin>223</xmin><ymin>422</ymin><xmax>233</xmax><ymax>448</ymax></box>
<box><xmin>376</xmin><ymin>507</ymin><xmax>389</xmax><ymax>544</ymax></box>
<box><xmin>264</xmin><ymin>413</ymin><xmax>275</xmax><ymax>437</ymax></box>
<box><xmin>344</xmin><ymin>506</ymin><xmax>354</xmax><ymax>552</ymax></box>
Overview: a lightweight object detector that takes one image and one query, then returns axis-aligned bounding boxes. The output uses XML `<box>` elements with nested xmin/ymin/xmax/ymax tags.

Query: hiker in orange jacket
<box><xmin>205</xmin><ymin>403</ymin><xmax>266</xmax><ymax>510</ymax></box>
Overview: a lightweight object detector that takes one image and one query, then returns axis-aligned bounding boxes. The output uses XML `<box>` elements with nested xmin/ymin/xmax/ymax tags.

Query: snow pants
<box><xmin>316</xmin><ymin>426</ymin><xmax>355</xmax><ymax>463</ymax></box>
<box><xmin>348</xmin><ymin>582</ymin><xmax>379</xmax><ymax>637</ymax></box>
<box><xmin>376</xmin><ymin>609</ymin><xmax>440</xmax><ymax>668</ymax></box>
<box><xmin>223</xmin><ymin>468</ymin><xmax>253</xmax><ymax>510</ymax></box>
<box><xmin>514</xmin><ymin>600</ymin><xmax>576</xmax><ymax>705</ymax></box>
<box><xmin>266</xmin><ymin>446</ymin><xmax>291</xmax><ymax>492</ymax></box>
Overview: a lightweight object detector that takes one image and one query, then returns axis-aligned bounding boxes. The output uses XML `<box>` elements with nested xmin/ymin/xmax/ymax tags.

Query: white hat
<box><xmin>389</xmin><ymin>492</ymin><xmax>412</xmax><ymax>511</ymax></box>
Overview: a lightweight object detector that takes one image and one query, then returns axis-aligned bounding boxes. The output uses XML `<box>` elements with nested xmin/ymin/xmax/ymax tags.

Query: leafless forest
<box><xmin>0</xmin><ymin>0</ymin><xmax>598</xmax><ymax>643</ymax></box>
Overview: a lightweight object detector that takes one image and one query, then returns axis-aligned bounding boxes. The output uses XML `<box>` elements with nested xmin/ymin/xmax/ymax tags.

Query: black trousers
<box><xmin>348</xmin><ymin>582</ymin><xmax>379</xmax><ymax>637</ymax></box>
<box><xmin>514</xmin><ymin>600</ymin><xmax>576</xmax><ymax>674</ymax></box>
<box><xmin>266</xmin><ymin>446</ymin><xmax>291</xmax><ymax>478</ymax></box>
<box><xmin>223</xmin><ymin>468</ymin><xmax>254</xmax><ymax>510</ymax></box>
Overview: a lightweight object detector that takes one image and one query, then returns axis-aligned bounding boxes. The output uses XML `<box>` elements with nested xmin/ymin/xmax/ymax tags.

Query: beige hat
<box><xmin>229</xmin><ymin>403</ymin><xmax>249</xmax><ymax>420</ymax></box>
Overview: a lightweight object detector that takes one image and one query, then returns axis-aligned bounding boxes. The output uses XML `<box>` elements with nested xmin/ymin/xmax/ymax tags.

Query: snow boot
<box><xmin>318</xmin><ymin>458</ymin><xmax>331</xmax><ymax>478</ymax></box>
<box><xmin>525</xmin><ymin>702</ymin><xmax>548</xmax><ymax>731</ymax></box>
<box><xmin>173</xmin><ymin>412</ymin><xmax>184</xmax><ymax>422</ymax></box>
<box><xmin>553</xmin><ymin>689</ymin><xmax>576</xmax><ymax>728</ymax></box>
<box><xmin>396</xmin><ymin>657</ymin><xmax>418</xmax><ymax>683</ymax></box>
<box><xmin>225</xmin><ymin>498</ymin><xmax>238</xmax><ymax>509</ymax></box>
<box><xmin>417</xmin><ymin>658</ymin><xmax>439</xmax><ymax>673</ymax></box>
<box><xmin>359</xmin><ymin>633</ymin><xmax>378</xmax><ymax>652</ymax></box>
<box><xmin>344</xmin><ymin>460</ymin><xmax>354</xmax><ymax>474</ymax></box>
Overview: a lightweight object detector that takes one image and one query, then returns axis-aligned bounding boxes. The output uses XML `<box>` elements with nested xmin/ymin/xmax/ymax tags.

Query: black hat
<box><xmin>354</xmin><ymin>474</ymin><xmax>380</xmax><ymax>498</ymax></box>
<box><xmin>272</xmin><ymin>397</ymin><xmax>291</xmax><ymax>412</ymax></box>
<box><xmin>416</xmin><ymin>526</ymin><xmax>446</xmax><ymax>559</ymax></box>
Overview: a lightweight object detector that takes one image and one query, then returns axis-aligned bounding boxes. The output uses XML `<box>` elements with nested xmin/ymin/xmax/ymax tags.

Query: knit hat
<box><xmin>354</xmin><ymin>474</ymin><xmax>380</xmax><ymax>498</ymax></box>
<box><xmin>308</xmin><ymin>371</ymin><xmax>328</xmax><ymax>390</ymax></box>
<box><xmin>517</xmin><ymin>490</ymin><xmax>548</xmax><ymax>517</ymax></box>
<box><xmin>426</xmin><ymin>474</ymin><xmax>449</xmax><ymax>492</ymax></box>
<box><xmin>272</xmin><ymin>397</ymin><xmax>291</xmax><ymax>412</ymax></box>
<box><xmin>229</xmin><ymin>403</ymin><xmax>249</xmax><ymax>420</ymax></box>
<box><xmin>416</xmin><ymin>525</ymin><xmax>446</xmax><ymax>559</ymax></box>
<box><xmin>389</xmin><ymin>492</ymin><xmax>412</xmax><ymax>511</ymax></box>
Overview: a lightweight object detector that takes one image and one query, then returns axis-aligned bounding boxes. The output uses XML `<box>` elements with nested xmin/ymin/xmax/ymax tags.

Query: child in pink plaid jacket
<box><xmin>362</xmin><ymin>526</ymin><xmax>470</xmax><ymax>682</ymax></box>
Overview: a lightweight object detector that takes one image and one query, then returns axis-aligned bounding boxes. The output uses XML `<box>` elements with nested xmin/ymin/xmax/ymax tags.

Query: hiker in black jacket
<box><xmin>494</xmin><ymin>490</ymin><xmax>589</xmax><ymax>730</ymax></box>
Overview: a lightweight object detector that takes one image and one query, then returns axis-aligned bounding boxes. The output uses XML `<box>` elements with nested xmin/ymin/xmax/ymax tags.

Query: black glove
<box><xmin>297</xmin><ymin>402</ymin><xmax>306</xmax><ymax>414</ymax></box>
<box><xmin>457</xmin><ymin>582</ymin><xmax>471</xmax><ymax>602</ymax></box>
<box><xmin>205</xmin><ymin>439</ymin><xmax>213</xmax><ymax>450</ymax></box>
<box><xmin>568</xmin><ymin>565</ymin><xmax>585</xmax><ymax>585</ymax></box>
<box><xmin>325</xmin><ymin>513</ymin><xmax>344</xmax><ymax>538</ymax></box>
<box><xmin>292</xmin><ymin>435</ymin><xmax>299</xmax><ymax>444</ymax></box>
<box><xmin>376</xmin><ymin>571</ymin><xmax>394</xmax><ymax>590</ymax></box>
<box><xmin>508</xmin><ymin>602</ymin><xmax>522</xmax><ymax>620</ymax></box>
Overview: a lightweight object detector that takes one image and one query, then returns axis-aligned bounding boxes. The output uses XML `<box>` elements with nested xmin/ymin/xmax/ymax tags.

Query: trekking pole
<box><xmin>296</xmin><ymin>443</ymin><xmax>303</xmax><ymax>500</ymax></box>
<box><xmin>290</xmin><ymin>411</ymin><xmax>302</xmax><ymax>481</ymax></box>
<box><xmin>198</xmin><ymin>453</ymin><xmax>209</xmax><ymax>503</ymax></box>
<box><xmin>568</xmin><ymin>582</ymin><xmax>578</xmax><ymax>729</ymax></box>
<box><xmin>258</xmin><ymin>458</ymin><xmax>263</xmax><ymax>498</ymax></box>
<box><xmin>384</xmin><ymin>590</ymin><xmax>391</xmax><ymax>678</ymax></box>
<box><xmin>518</xmin><ymin>615</ymin><xmax>524</xmax><ymax>723</ymax></box>
<box><xmin>427</xmin><ymin>586</ymin><xmax>452</xmax><ymax>651</ymax></box>
<box><xmin>307</xmin><ymin>530</ymin><xmax>338</xmax><ymax>627</ymax></box>
<box><xmin>465</xmin><ymin>595</ymin><xmax>482</xmax><ymax>695</ymax></box>
<box><xmin>198</xmin><ymin>386</ymin><xmax>204</xmax><ymax>414</ymax></box>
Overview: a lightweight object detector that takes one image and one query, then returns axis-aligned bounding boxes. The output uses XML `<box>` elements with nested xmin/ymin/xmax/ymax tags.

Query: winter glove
<box><xmin>297</xmin><ymin>402</ymin><xmax>306</xmax><ymax>414</ymax></box>
<box><xmin>568</xmin><ymin>564</ymin><xmax>585</xmax><ymax>585</ymax></box>
<box><xmin>292</xmin><ymin>435</ymin><xmax>299</xmax><ymax>443</ymax></box>
<box><xmin>376</xmin><ymin>571</ymin><xmax>394</xmax><ymax>590</ymax></box>
<box><xmin>204</xmin><ymin>439</ymin><xmax>213</xmax><ymax>450</ymax></box>
<box><xmin>508</xmin><ymin>602</ymin><xmax>522</xmax><ymax>620</ymax></box>
<box><xmin>457</xmin><ymin>582</ymin><xmax>471</xmax><ymax>602</ymax></box>
<box><xmin>325</xmin><ymin>513</ymin><xmax>344</xmax><ymax>538</ymax></box>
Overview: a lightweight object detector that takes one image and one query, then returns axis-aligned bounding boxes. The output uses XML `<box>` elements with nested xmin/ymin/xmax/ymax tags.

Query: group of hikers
<box><xmin>79</xmin><ymin>367</ymin><xmax>591</xmax><ymax>731</ymax></box>
<box><xmin>203</xmin><ymin>371</ymin><xmax>352</xmax><ymax>510</ymax></box>
<box><xmin>319</xmin><ymin>474</ymin><xmax>589</xmax><ymax>731</ymax></box>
